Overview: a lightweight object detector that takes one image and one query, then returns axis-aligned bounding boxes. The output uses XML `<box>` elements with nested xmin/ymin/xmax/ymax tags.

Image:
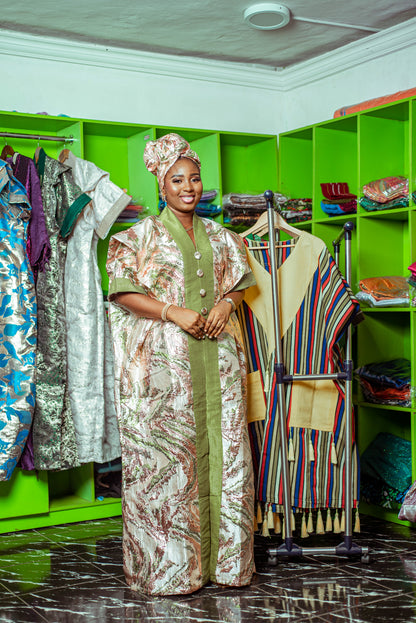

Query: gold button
<box><xmin>197</xmin><ymin>269</ymin><xmax>204</xmax><ymax>278</ymax></box>
<box><xmin>201</xmin><ymin>307</ymin><xmax>208</xmax><ymax>315</ymax></box>
<box><xmin>200</xmin><ymin>289</ymin><xmax>206</xmax><ymax>297</ymax></box>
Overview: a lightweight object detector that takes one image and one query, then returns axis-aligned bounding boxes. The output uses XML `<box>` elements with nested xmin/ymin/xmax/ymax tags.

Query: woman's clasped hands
<box><xmin>168</xmin><ymin>300</ymin><xmax>232</xmax><ymax>340</ymax></box>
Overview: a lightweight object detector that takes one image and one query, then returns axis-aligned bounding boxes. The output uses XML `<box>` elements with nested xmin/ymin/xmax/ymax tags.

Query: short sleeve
<box><xmin>106</xmin><ymin>235</ymin><xmax>147</xmax><ymax>301</ymax></box>
<box><xmin>66</xmin><ymin>153</ymin><xmax>130</xmax><ymax>239</ymax></box>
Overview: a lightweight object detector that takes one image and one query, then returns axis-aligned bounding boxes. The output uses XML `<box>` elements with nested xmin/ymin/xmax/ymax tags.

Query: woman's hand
<box><xmin>204</xmin><ymin>301</ymin><xmax>232</xmax><ymax>339</ymax></box>
<box><xmin>167</xmin><ymin>306</ymin><xmax>206</xmax><ymax>340</ymax></box>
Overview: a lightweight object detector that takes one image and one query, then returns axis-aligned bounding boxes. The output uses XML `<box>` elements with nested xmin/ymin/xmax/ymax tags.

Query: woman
<box><xmin>106</xmin><ymin>133</ymin><xmax>256</xmax><ymax>595</ymax></box>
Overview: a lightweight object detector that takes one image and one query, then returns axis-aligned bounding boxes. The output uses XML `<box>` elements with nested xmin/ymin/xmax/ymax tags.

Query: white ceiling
<box><xmin>1</xmin><ymin>0</ymin><xmax>416</xmax><ymax>69</ymax></box>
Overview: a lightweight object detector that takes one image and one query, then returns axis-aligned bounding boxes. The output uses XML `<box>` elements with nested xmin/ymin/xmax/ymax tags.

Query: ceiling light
<box><xmin>243</xmin><ymin>3</ymin><xmax>291</xmax><ymax>30</ymax></box>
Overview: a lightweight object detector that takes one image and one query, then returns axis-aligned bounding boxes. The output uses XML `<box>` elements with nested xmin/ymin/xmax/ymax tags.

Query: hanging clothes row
<box><xmin>0</xmin><ymin>142</ymin><xmax>129</xmax><ymax>481</ymax></box>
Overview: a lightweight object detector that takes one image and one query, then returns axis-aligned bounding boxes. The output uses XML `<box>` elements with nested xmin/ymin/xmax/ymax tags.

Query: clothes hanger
<box><xmin>58</xmin><ymin>148</ymin><xmax>71</xmax><ymax>164</ymax></box>
<box><xmin>1</xmin><ymin>141</ymin><xmax>15</xmax><ymax>160</ymax></box>
<box><xmin>240</xmin><ymin>209</ymin><xmax>303</xmax><ymax>248</ymax></box>
<box><xmin>34</xmin><ymin>138</ymin><xmax>42</xmax><ymax>164</ymax></box>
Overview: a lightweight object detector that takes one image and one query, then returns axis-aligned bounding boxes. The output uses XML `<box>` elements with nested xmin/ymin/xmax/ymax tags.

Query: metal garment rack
<box><xmin>262</xmin><ymin>190</ymin><xmax>370</xmax><ymax>564</ymax></box>
<box><xmin>0</xmin><ymin>132</ymin><xmax>75</xmax><ymax>143</ymax></box>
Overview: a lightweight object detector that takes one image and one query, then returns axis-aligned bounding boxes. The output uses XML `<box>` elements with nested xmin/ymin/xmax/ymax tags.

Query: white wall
<box><xmin>0</xmin><ymin>37</ymin><xmax>282</xmax><ymax>135</ymax></box>
<box><xmin>281</xmin><ymin>43</ymin><xmax>416</xmax><ymax>133</ymax></box>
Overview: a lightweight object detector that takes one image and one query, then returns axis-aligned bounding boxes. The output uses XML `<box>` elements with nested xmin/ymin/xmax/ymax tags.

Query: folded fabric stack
<box><xmin>116</xmin><ymin>203</ymin><xmax>146</xmax><ymax>223</ymax></box>
<box><xmin>408</xmin><ymin>262</ymin><xmax>416</xmax><ymax>307</ymax></box>
<box><xmin>407</xmin><ymin>262</ymin><xmax>416</xmax><ymax>288</ymax></box>
<box><xmin>195</xmin><ymin>190</ymin><xmax>221</xmax><ymax>218</ymax></box>
<box><xmin>359</xmin><ymin>176</ymin><xmax>409</xmax><ymax>211</ymax></box>
<box><xmin>222</xmin><ymin>192</ymin><xmax>287</xmax><ymax>227</ymax></box>
<box><xmin>355</xmin><ymin>357</ymin><xmax>412</xmax><ymax>407</ymax></box>
<box><xmin>320</xmin><ymin>182</ymin><xmax>357</xmax><ymax>216</ymax></box>
<box><xmin>355</xmin><ymin>276</ymin><xmax>409</xmax><ymax>308</ymax></box>
<box><xmin>280</xmin><ymin>197</ymin><xmax>312</xmax><ymax>223</ymax></box>
<box><xmin>158</xmin><ymin>189</ymin><xmax>221</xmax><ymax>219</ymax></box>
<box><xmin>360</xmin><ymin>432</ymin><xmax>412</xmax><ymax>509</ymax></box>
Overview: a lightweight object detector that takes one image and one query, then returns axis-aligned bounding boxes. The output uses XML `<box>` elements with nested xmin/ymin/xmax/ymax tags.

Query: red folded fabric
<box><xmin>321</xmin><ymin>182</ymin><xmax>357</xmax><ymax>200</ymax></box>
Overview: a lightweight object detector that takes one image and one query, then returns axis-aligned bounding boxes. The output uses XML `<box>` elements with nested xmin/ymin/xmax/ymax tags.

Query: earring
<box><xmin>159</xmin><ymin>195</ymin><xmax>167</xmax><ymax>212</ymax></box>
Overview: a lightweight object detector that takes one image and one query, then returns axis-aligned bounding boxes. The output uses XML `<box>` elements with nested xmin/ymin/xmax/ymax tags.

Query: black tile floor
<box><xmin>1</xmin><ymin>514</ymin><xmax>416</xmax><ymax>622</ymax></box>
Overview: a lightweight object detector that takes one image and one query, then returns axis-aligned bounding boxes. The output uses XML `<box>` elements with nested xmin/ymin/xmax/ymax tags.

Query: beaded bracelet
<box><xmin>161</xmin><ymin>303</ymin><xmax>172</xmax><ymax>321</ymax></box>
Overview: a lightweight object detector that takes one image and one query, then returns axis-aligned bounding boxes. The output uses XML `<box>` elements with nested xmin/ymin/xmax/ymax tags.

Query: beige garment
<box><xmin>243</xmin><ymin>233</ymin><xmax>339</xmax><ymax>432</ymax></box>
<box><xmin>246</xmin><ymin>370</ymin><xmax>267</xmax><ymax>423</ymax></box>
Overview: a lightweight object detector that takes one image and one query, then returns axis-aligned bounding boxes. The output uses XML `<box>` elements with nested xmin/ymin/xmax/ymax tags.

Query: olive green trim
<box><xmin>34</xmin><ymin>148</ymin><xmax>46</xmax><ymax>185</ymax></box>
<box><xmin>230</xmin><ymin>271</ymin><xmax>256</xmax><ymax>292</ymax></box>
<box><xmin>60</xmin><ymin>193</ymin><xmax>92</xmax><ymax>238</ymax></box>
<box><xmin>160</xmin><ymin>208</ymin><xmax>223</xmax><ymax>581</ymax></box>
<box><xmin>108</xmin><ymin>277</ymin><xmax>146</xmax><ymax>301</ymax></box>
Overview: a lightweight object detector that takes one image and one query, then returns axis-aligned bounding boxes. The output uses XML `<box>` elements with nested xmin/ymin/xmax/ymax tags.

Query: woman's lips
<box><xmin>181</xmin><ymin>196</ymin><xmax>195</xmax><ymax>204</ymax></box>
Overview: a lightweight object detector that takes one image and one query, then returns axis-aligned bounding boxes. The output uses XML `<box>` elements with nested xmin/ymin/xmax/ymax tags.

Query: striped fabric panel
<box><xmin>242</xmin><ymin>238</ymin><xmax>359</xmax><ymax>512</ymax></box>
<box><xmin>236</xmin><ymin>239</ymin><xmax>293</xmax><ymax>481</ymax></box>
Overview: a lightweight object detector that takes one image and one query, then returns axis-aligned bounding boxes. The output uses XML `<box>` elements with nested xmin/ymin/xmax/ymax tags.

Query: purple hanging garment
<box><xmin>8</xmin><ymin>153</ymin><xmax>51</xmax><ymax>279</ymax></box>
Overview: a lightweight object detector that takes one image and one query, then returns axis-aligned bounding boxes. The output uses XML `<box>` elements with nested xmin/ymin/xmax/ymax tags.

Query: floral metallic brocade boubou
<box><xmin>0</xmin><ymin>159</ymin><xmax>37</xmax><ymax>481</ymax></box>
<box><xmin>107</xmin><ymin>210</ymin><xmax>256</xmax><ymax>595</ymax></box>
<box><xmin>143</xmin><ymin>133</ymin><xmax>201</xmax><ymax>189</ymax></box>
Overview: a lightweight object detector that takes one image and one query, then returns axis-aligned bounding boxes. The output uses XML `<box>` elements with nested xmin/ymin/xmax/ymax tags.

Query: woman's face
<box><xmin>163</xmin><ymin>157</ymin><xmax>203</xmax><ymax>219</ymax></box>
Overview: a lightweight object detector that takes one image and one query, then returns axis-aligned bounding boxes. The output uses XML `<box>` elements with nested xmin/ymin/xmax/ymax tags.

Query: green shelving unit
<box><xmin>279</xmin><ymin>95</ymin><xmax>416</xmax><ymax>526</ymax></box>
<box><xmin>0</xmin><ymin>110</ymin><xmax>278</xmax><ymax>534</ymax></box>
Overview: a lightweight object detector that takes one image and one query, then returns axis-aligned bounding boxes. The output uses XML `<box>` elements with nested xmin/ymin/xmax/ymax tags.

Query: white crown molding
<box><xmin>282</xmin><ymin>17</ymin><xmax>416</xmax><ymax>90</ymax></box>
<box><xmin>0</xmin><ymin>17</ymin><xmax>415</xmax><ymax>93</ymax></box>
<box><xmin>0</xmin><ymin>28</ymin><xmax>285</xmax><ymax>92</ymax></box>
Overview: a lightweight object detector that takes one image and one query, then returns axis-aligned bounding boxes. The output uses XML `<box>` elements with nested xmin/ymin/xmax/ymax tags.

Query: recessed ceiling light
<box><xmin>243</xmin><ymin>3</ymin><xmax>291</xmax><ymax>30</ymax></box>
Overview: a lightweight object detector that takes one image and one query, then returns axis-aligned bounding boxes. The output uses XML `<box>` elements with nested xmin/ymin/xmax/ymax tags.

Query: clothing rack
<box><xmin>262</xmin><ymin>189</ymin><xmax>370</xmax><ymax>564</ymax></box>
<box><xmin>0</xmin><ymin>132</ymin><xmax>75</xmax><ymax>143</ymax></box>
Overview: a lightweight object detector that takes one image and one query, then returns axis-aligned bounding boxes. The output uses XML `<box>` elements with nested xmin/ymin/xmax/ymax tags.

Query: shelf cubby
<box><xmin>0</xmin><ymin>109</ymin><xmax>278</xmax><ymax>534</ymax></box>
<box><xmin>279</xmin><ymin>94</ymin><xmax>416</xmax><ymax>525</ymax></box>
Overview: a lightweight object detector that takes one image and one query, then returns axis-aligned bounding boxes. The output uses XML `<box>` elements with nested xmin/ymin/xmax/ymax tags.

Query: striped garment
<box><xmin>237</xmin><ymin>233</ymin><xmax>360</xmax><ymax>514</ymax></box>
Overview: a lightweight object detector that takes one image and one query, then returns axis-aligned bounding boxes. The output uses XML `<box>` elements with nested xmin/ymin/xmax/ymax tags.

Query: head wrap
<box><xmin>143</xmin><ymin>133</ymin><xmax>201</xmax><ymax>191</ymax></box>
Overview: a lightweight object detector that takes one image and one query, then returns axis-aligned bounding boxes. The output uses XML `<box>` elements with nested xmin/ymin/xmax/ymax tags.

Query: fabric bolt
<box><xmin>239</xmin><ymin>232</ymin><xmax>360</xmax><ymax>512</ymax></box>
<box><xmin>63</xmin><ymin>152</ymin><xmax>130</xmax><ymax>464</ymax></box>
<box><xmin>321</xmin><ymin>183</ymin><xmax>357</xmax><ymax>201</ymax></box>
<box><xmin>355</xmin><ymin>291</ymin><xmax>409</xmax><ymax>308</ymax></box>
<box><xmin>106</xmin><ymin>208</ymin><xmax>256</xmax><ymax>595</ymax></box>
<box><xmin>0</xmin><ymin>159</ymin><xmax>37</xmax><ymax>481</ymax></box>
<box><xmin>361</xmin><ymin>432</ymin><xmax>412</xmax><ymax>509</ymax></box>
<box><xmin>356</xmin><ymin>358</ymin><xmax>411</xmax><ymax>407</ymax></box>
<box><xmin>362</xmin><ymin>176</ymin><xmax>408</xmax><ymax>203</ymax></box>
<box><xmin>358</xmin><ymin>276</ymin><xmax>409</xmax><ymax>301</ymax></box>
<box><xmin>32</xmin><ymin>149</ymin><xmax>91</xmax><ymax>471</ymax></box>
<box><xmin>359</xmin><ymin>195</ymin><xmax>409</xmax><ymax>211</ymax></box>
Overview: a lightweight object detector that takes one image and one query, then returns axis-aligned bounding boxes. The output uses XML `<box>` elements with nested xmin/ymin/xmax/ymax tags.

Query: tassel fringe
<box><xmin>325</xmin><ymin>509</ymin><xmax>332</xmax><ymax>532</ymax></box>
<box><xmin>333</xmin><ymin>510</ymin><xmax>341</xmax><ymax>534</ymax></box>
<box><xmin>273</xmin><ymin>512</ymin><xmax>281</xmax><ymax>534</ymax></box>
<box><xmin>354</xmin><ymin>509</ymin><xmax>361</xmax><ymax>533</ymax></box>
<box><xmin>316</xmin><ymin>509</ymin><xmax>325</xmax><ymax>534</ymax></box>
<box><xmin>307</xmin><ymin>510</ymin><xmax>313</xmax><ymax>534</ymax></box>
<box><xmin>301</xmin><ymin>513</ymin><xmax>308</xmax><ymax>538</ymax></box>
<box><xmin>340</xmin><ymin>509</ymin><xmax>345</xmax><ymax>532</ymax></box>
<box><xmin>256</xmin><ymin>502</ymin><xmax>263</xmax><ymax>524</ymax></box>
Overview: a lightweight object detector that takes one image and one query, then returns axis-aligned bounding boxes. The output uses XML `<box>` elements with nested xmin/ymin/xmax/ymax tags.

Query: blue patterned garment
<box><xmin>0</xmin><ymin>159</ymin><xmax>37</xmax><ymax>481</ymax></box>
